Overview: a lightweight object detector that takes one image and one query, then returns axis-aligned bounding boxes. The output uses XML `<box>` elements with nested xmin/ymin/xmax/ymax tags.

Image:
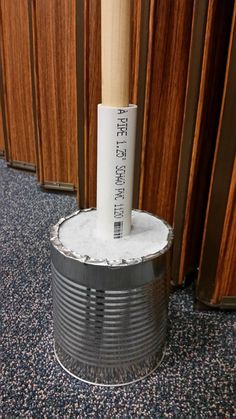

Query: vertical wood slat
<box><xmin>177</xmin><ymin>0</ymin><xmax>235</xmax><ymax>284</ymax></box>
<box><xmin>33</xmin><ymin>0</ymin><xmax>78</xmax><ymax>190</ymax></box>
<box><xmin>0</xmin><ymin>0</ymin><xmax>36</xmax><ymax>168</ymax></box>
<box><xmin>197</xmin><ymin>5</ymin><xmax>236</xmax><ymax>306</ymax></box>
<box><xmin>0</xmin><ymin>8</ymin><xmax>8</xmax><ymax>160</ymax></box>
<box><xmin>212</xmin><ymin>5</ymin><xmax>236</xmax><ymax>301</ymax></box>
<box><xmin>138</xmin><ymin>0</ymin><xmax>194</xmax><ymax>224</ymax></box>
<box><xmin>171</xmin><ymin>0</ymin><xmax>208</xmax><ymax>285</ymax></box>
<box><xmin>132</xmin><ymin>0</ymin><xmax>151</xmax><ymax>208</ymax></box>
<box><xmin>214</xmin><ymin>160</ymin><xmax>236</xmax><ymax>300</ymax></box>
<box><xmin>83</xmin><ymin>0</ymin><xmax>101</xmax><ymax>207</ymax></box>
<box><xmin>129</xmin><ymin>0</ymin><xmax>142</xmax><ymax>105</ymax></box>
<box><xmin>136</xmin><ymin>0</ymin><xmax>156</xmax><ymax>210</ymax></box>
<box><xmin>0</xmin><ymin>101</ymin><xmax>4</xmax><ymax>155</ymax></box>
<box><xmin>76</xmin><ymin>0</ymin><xmax>85</xmax><ymax>206</ymax></box>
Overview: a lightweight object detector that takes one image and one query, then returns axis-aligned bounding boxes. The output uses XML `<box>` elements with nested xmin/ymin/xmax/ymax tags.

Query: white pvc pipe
<box><xmin>96</xmin><ymin>104</ymin><xmax>137</xmax><ymax>239</ymax></box>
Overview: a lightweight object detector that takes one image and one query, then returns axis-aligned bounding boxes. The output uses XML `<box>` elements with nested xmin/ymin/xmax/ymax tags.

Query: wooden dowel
<box><xmin>101</xmin><ymin>0</ymin><xmax>131</xmax><ymax>107</ymax></box>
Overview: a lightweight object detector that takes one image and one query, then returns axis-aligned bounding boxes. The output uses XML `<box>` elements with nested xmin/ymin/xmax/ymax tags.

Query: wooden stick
<box><xmin>101</xmin><ymin>0</ymin><xmax>131</xmax><ymax>107</ymax></box>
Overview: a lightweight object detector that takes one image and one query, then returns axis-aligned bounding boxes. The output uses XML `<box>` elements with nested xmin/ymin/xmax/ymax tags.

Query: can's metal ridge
<box><xmin>50</xmin><ymin>208</ymin><xmax>174</xmax><ymax>267</ymax></box>
<box><xmin>54</xmin><ymin>343</ymin><xmax>167</xmax><ymax>387</ymax></box>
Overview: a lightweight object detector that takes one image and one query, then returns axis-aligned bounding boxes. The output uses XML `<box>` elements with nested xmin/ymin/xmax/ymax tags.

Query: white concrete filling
<box><xmin>59</xmin><ymin>210</ymin><xmax>170</xmax><ymax>262</ymax></box>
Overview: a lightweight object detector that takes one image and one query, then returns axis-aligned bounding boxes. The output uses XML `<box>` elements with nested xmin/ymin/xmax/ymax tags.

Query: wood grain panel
<box><xmin>212</xmin><ymin>4</ymin><xmax>236</xmax><ymax>302</ymax></box>
<box><xmin>177</xmin><ymin>0</ymin><xmax>234</xmax><ymax>284</ymax></box>
<box><xmin>129</xmin><ymin>0</ymin><xmax>142</xmax><ymax>105</ymax></box>
<box><xmin>33</xmin><ymin>0</ymin><xmax>78</xmax><ymax>189</ymax></box>
<box><xmin>132</xmin><ymin>0</ymin><xmax>150</xmax><ymax>208</ymax></box>
<box><xmin>171</xmin><ymin>0</ymin><xmax>208</xmax><ymax>285</ymax></box>
<box><xmin>213</xmin><ymin>159</ymin><xmax>236</xmax><ymax>300</ymax></box>
<box><xmin>83</xmin><ymin>0</ymin><xmax>101</xmax><ymax>206</ymax></box>
<box><xmin>0</xmin><ymin>13</ymin><xmax>8</xmax><ymax>160</ymax></box>
<box><xmin>80</xmin><ymin>0</ymin><xmax>193</xmax><ymax>216</ymax></box>
<box><xmin>81</xmin><ymin>0</ymin><xmax>142</xmax><ymax>207</ymax></box>
<box><xmin>0</xmin><ymin>101</ymin><xmax>4</xmax><ymax>155</ymax></box>
<box><xmin>0</xmin><ymin>0</ymin><xmax>36</xmax><ymax>168</ymax></box>
<box><xmin>138</xmin><ymin>0</ymin><xmax>194</xmax><ymax>224</ymax></box>
<box><xmin>197</xmin><ymin>4</ymin><xmax>236</xmax><ymax>307</ymax></box>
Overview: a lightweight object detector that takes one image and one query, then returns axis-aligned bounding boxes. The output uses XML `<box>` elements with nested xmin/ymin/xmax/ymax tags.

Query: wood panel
<box><xmin>0</xmin><ymin>11</ymin><xmax>8</xmax><ymax>160</ymax></box>
<box><xmin>82</xmin><ymin>0</ymin><xmax>101</xmax><ymax>206</ymax></box>
<box><xmin>174</xmin><ymin>0</ymin><xmax>234</xmax><ymax>285</ymax></box>
<box><xmin>214</xmin><ymin>159</ymin><xmax>236</xmax><ymax>300</ymax></box>
<box><xmin>138</xmin><ymin>0</ymin><xmax>194</xmax><ymax>224</ymax></box>
<box><xmin>80</xmin><ymin>0</ymin><xmax>142</xmax><ymax>207</ymax></box>
<box><xmin>197</xmin><ymin>5</ymin><xmax>236</xmax><ymax>308</ymax></box>
<box><xmin>1</xmin><ymin>0</ymin><xmax>234</xmax><ymax>302</ymax></box>
<box><xmin>171</xmin><ymin>0</ymin><xmax>208</xmax><ymax>285</ymax></box>
<box><xmin>79</xmin><ymin>0</ymin><xmax>194</xmax><ymax>220</ymax></box>
<box><xmin>129</xmin><ymin>0</ymin><xmax>142</xmax><ymax>105</ymax></box>
<box><xmin>0</xmin><ymin>101</ymin><xmax>4</xmax><ymax>155</ymax></box>
<box><xmin>0</xmin><ymin>0</ymin><xmax>36</xmax><ymax>169</ymax></box>
<box><xmin>33</xmin><ymin>0</ymin><xmax>78</xmax><ymax>190</ymax></box>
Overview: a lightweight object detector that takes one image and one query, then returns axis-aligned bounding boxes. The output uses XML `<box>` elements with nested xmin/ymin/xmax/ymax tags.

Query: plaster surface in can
<box><xmin>59</xmin><ymin>210</ymin><xmax>170</xmax><ymax>261</ymax></box>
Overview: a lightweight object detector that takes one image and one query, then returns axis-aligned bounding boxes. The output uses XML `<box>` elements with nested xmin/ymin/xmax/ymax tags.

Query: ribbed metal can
<box><xmin>50</xmin><ymin>209</ymin><xmax>173</xmax><ymax>386</ymax></box>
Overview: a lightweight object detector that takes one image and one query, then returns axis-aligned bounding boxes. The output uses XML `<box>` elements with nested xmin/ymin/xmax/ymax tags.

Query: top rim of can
<box><xmin>50</xmin><ymin>208</ymin><xmax>174</xmax><ymax>267</ymax></box>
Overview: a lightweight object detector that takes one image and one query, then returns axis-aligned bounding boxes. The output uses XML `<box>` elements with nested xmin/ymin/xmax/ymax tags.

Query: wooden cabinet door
<box><xmin>196</xmin><ymin>6</ymin><xmax>236</xmax><ymax>309</ymax></box>
<box><xmin>0</xmin><ymin>0</ymin><xmax>36</xmax><ymax>170</ymax></box>
<box><xmin>32</xmin><ymin>0</ymin><xmax>78</xmax><ymax>191</ymax></box>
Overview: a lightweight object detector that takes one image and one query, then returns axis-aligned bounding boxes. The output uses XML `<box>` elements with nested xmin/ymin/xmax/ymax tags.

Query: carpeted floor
<box><xmin>1</xmin><ymin>159</ymin><xmax>235</xmax><ymax>418</ymax></box>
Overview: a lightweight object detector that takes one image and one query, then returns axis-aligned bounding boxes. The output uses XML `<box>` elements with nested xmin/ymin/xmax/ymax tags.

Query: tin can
<box><xmin>50</xmin><ymin>209</ymin><xmax>173</xmax><ymax>386</ymax></box>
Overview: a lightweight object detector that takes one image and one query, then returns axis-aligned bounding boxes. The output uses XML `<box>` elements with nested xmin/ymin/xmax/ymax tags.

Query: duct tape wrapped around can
<box><xmin>50</xmin><ymin>208</ymin><xmax>173</xmax><ymax>386</ymax></box>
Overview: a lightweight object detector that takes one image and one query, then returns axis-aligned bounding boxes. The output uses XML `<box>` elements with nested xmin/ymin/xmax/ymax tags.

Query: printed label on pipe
<box><xmin>97</xmin><ymin>104</ymin><xmax>137</xmax><ymax>240</ymax></box>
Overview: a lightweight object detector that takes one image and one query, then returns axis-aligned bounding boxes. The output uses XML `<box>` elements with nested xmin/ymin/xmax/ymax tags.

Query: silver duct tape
<box><xmin>50</xmin><ymin>209</ymin><xmax>173</xmax><ymax>385</ymax></box>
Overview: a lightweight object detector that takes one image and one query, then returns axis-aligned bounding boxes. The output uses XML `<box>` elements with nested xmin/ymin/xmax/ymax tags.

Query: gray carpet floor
<box><xmin>1</xmin><ymin>159</ymin><xmax>235</xmax><ymax>418</ymax></box>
